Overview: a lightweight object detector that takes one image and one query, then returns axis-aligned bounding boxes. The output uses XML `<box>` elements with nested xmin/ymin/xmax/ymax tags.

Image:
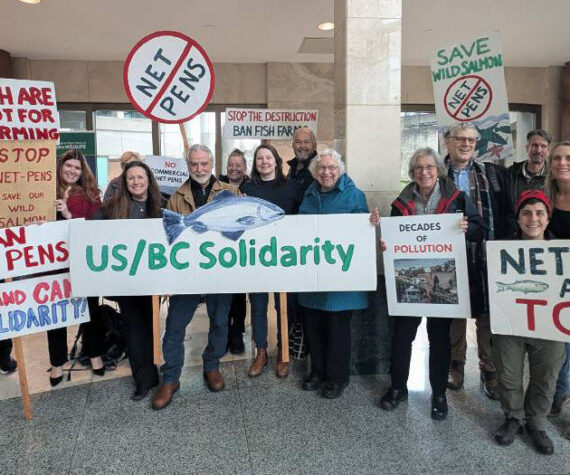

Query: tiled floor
<box><xmin>1</xmin><ymin>308</ymin><xmax>569</xmax><ymax>474</ymax></box>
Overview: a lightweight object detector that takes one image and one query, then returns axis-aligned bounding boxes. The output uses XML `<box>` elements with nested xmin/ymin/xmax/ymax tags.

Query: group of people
<box><xmin>374</xmin><ymin>125</ymin><xmax>570</xmax><ymax>455</ymax></box>
<box><xmin>0</xmin><ymin>124</ymin><xmax>568</xmax><ymax>456</ymax></box>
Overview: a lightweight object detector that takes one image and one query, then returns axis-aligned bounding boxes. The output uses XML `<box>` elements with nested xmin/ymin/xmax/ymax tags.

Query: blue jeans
<box><xmin>554</xmin><ymin>343</ymin><xmax>570</xmax><ymax>402</ymax></box>
<box><xmin>161</xmin><ymin>294</ymin><xmax>232</xmax><ymax>382</ymax></box>
<box><xmin>249</xmin><ymin>293</ymin><xmax>295</xmax><ymax>349</ymax></box>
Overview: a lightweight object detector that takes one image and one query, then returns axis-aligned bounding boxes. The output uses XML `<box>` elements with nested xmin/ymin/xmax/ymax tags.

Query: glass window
<box><xmin>159</xmin><ymin>112</ymin><xmax>216</xmax><ymax>162</ymax></box>
<box><xmin>59</xmin><ymin>110</ymin><xmax>87</xmax><ymax>131</ymax></box>
<box><xmin>400</xmin><ymin>111</ymin><xmax>438</xmax><ymax>184</ymax></box>
<box><xmin>94</xmin><ymin>110</ymin><xmax>153</xmax><ymax>191</ymax></box>
<box><xmin>509</xmin><ymin>111</ymin><xmax>536</xmax><ymax>167</ymax></box>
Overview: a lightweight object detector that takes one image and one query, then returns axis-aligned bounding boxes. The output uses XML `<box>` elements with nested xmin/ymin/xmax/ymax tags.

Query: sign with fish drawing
<box><xmin>487</xmin><ymin>241</ymin><xmax>570</xmax><ymax>343</ymax></box>
<box><xmin>431</xmin><ymin>33</ymin><xmax>513</xmax><ymax>163</ymax></box>
<box><xmin>381</xmin><ymin>214</ymin><xmax>471</xmax><ymax>318</ymax></box>
<box><xmin>68</xmin><ymin>192</ymin><xmax>376</xmax><ymax>296</ymax></box>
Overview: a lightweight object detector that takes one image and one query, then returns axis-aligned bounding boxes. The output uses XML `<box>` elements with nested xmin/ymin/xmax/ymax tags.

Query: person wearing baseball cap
<box><xmin>492</xmin><ymin>190</ymin><xmax>565</xmax><ymax>454</ymax></box>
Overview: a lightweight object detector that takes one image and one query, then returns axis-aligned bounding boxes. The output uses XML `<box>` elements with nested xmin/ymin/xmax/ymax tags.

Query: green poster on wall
<box><xmin>56</xmin><ymin>131</ymin><xmax>97</xmax><ymax>175</ymax></box>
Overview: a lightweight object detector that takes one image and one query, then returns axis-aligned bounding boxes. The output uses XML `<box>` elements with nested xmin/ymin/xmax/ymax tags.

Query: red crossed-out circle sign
<box><xmin>123</xmin><ymin>31</ymin><xmax>215</xmax><ymax>124</ymax></box>
<box><xmin>443</xmin><ymin>74</ymin><xmax>493</xmax><ymax>122</ymax></box>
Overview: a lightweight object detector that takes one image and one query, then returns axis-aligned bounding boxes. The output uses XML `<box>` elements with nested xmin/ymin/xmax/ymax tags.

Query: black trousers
<box><xmin>0</xmin><ymin>338</ymin><xmax>13</xmax><ymax>363</ymax></box>
<box><xmin>390</xmin><ymin>316</ymin><xmax>452</xmax><ymax>396</ymax></box>
<box><xmin>228</xmin><ymin>293</ymin><xmax>246</xmax><ymax>336</ymax></box>
<box><xmin>46</xmin><ymin>297</ymin><xmax>105</xmax><ymax>367</ymax></box>
<box><xmin>116</xmin><ymin>296</ymin><xmax>159</xmax><ymax>390</ymax></box>
<box><xmin>301</xmin><ymin>306</ymin><xmax>351</xmax><ymax>382</ymax></box>
<box><xmin>274</xmin><ymin>292</ymin><xmax>301</xmax><ymax>349</ymax></box>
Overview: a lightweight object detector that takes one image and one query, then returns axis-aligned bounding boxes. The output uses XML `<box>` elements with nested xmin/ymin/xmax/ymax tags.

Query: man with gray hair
<box><xmin>444</xmin><ymin>122</ymin><xmax>516</xmax><ymax>400</ymax></box>
<box><xmin>152</xmin><ymin>144</ymin><xmax>240</xmax><ymax>410</ymax></box>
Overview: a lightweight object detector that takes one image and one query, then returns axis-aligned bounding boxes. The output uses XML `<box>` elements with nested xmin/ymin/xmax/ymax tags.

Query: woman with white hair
<box><xmin>297</xmin><ymin>149</ymin><xmax>369</xmax><ymax>399</ymax></box>
<box><xmin>377</xmin><ymin>147</ymin><xmax>484</xmax><ymax>420</ymax></box>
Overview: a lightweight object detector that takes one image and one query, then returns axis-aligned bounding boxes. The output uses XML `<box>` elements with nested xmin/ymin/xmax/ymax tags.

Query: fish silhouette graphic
<box><xmin>162</xmin><ymin>190</ymin><xmax>285</xmax><ymax>244</ymax></box>
<box><xmin>496</xmin><ymin>280</ymin><xmax>549</xmax><ymax>294</ymax></box>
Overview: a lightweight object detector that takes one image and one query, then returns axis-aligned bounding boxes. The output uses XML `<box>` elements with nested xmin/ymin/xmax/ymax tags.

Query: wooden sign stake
<box><xmin>12</xmin><ymin>337</ymin><xmax>32</xmax><ymax>421</ymax></box>
<box><xmin>152</xmin><ymin>295</ymin><xmax>161</xmax><ymax>365</ymax></box>
<box><xmin>179</xmin><ymin>123</ymin><xmax>190</xmax><ymax>156</ymax></box>
<box><xmin>279</xmin><ymin>293</ymin><xmax>289</xmax><ymax>363</ymax></box>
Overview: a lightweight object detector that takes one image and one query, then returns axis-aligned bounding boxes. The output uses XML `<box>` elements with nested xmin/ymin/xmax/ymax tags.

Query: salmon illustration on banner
<box><xmin>162</xmin><ymin>191</ymin><xmax>285</xmax><ymax>243</ymax></box>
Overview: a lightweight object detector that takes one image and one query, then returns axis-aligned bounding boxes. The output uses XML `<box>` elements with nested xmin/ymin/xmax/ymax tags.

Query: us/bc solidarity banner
<box><xmin>487</xmin><ymin>241</ymin><xmax>570</xmax><ymax>343</ymax></box>
<box><xmin>0</xmin><ymin>273</ymin><xmax>90</xmax><ymax>341</ymax></box>
<box><xmin>223</xmin><ymin>108</ymin><xmax>318</xmax><ymax>140</ymax></box>
<box><xmin>69</xmin><ymin>215</ymin><xmax>376</xmax><ymax>296</ymax></box>
<box><xmin>381</xmin><ymin>214</ymin><xmax>470</xmax><ymax>318</ymax></box>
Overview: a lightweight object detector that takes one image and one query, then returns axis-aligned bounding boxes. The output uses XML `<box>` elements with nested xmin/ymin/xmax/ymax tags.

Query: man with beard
<box><xmin>507</xmin><ymin>129</ymin><xmax>551</xmax><ymax>199</ymax></box>
<box><xmin>287</xmin><ymin>127</ymin><xmax>318</xmax><ymax>192</ymax></box>
<box><xmin>152</xmin><ymin>144</ymin><xmax>239</xmax><ymax>410</ymax></box>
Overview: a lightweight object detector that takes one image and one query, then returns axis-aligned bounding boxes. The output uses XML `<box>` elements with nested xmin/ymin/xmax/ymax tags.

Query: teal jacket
<box><xmin>297</xmin><ymin>174</ymin><xmax>369</xmax><ymax>312</ymax></box>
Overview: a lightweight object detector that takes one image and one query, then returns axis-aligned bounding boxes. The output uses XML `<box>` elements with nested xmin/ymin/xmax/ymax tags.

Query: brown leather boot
<box><xmin>276</xmin><ymin>353</ymin><xmax>289</xmax><ymax>379</ymax></box>
<box><xmin>204</xmin><ymin>369</ymin><xmax>225</xmax><ymax>392</ymax></box>
<box><xmin>481</xmin><ymin>370</ymin><xmax>499</xmax><ymax>400</ymax></box>
<box><xmin>151</xmin><ymin>381</ymin><xmax>180</xmax><ymax>410</ymax></box>
<box><xmin>447</xmin><ymin>360</ymin><xmax>464</xmax><ymax>390</ymax></box>
<box><xmin>248</xmin><ymin>348</ymin><xmax>268</xmax><ymax>377</ymax></box>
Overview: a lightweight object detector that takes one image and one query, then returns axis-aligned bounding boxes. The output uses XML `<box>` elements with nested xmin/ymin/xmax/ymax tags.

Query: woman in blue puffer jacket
<box><xmin>297</xmin><ymin>149</ymin><xmax>369</xmax><ymax>399</ymax></box>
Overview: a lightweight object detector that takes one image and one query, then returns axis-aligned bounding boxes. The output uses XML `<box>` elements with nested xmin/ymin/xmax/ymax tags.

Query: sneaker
<box><xmin>0</xmin><ymin>357</ymin><xmax>17</xmax><ymax>375</ymax></box>
<box><xmin>526</xmin><ymin>427</ymin><xmax>554</xmax><ymax>455</ymax></box>
<box><xmin>494</xmin><ymin>418</ymin><xmax>523</xmax><ymax>446</ymax></box>
<box><xmin>548</xmin><ymin>393</ymin><xmax>570</xmax><ymax>417</ymax></box>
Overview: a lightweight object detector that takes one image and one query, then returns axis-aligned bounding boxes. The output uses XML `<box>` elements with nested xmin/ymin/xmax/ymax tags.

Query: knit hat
<box><xmin>515</xmin><ymin>190</ymin><xmax>552</xmax><ymax>217</ymax></box>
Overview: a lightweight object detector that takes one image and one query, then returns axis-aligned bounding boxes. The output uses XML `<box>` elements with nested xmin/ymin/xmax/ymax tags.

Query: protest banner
<box><xmin>123</xmin><ymin>30</ymin><xmax>215</xmax><ymax>124</ymax></box>
<box><xmin>0</xmin><ymin>272</ymin><xmax>90</xmax><ymax>341</ymax></box>
<box><xmin>0</xmin><ymin>220</ymin><xmax>74</xmax><ymax>279</ymax></box>
<box><xmin>431</xmin><ymin>33</ymin><xmax>513</xmax><ymax>163</ymax></box>
<box><xmin>381</xmin><ymin>214</ymin><xmax>470</xmax><ymax>318</ymax></box>
<box><xmin>223</xmin><ymin>108</ymin><xmax>318</xmax><ymax>140</ymax></box>
<box><xmin>0</xmin><ymin>139</ymin><xmax>56</xmax><ymax>228</ymax></box>
<box><xmin>487</xmin><ymin>240</ymin><xmax>570</xmax><ymax>343</ymax></box>
<box><xmin>68</xmin><ymin>214</ymin><xmax>377</xmax><ymax>296</ymax></box>
<box><xmin>144</xmin><ymin>155</ymin><xmax>189</xmax><ymax>195</ymax></box>
<box><xmin>0</xmin><ymin>79</ymin><xmax>60</xmax><ymax>141</ymax></box>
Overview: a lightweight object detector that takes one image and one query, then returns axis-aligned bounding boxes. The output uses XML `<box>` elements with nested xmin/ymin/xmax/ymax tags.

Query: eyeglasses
<box><xmin>316</xmin><ymin>165</ymin><xmax>339</xmax><ymax>172</ymax></box>
<box><xmin>451</xmin><ymin>136</ymin><xmax>477</xmax><ymax>144</ymax></box>
<box><xmin>413</xmin><ymin>165</ymin><xmax>437</xmax><ymax>173</ymax></box>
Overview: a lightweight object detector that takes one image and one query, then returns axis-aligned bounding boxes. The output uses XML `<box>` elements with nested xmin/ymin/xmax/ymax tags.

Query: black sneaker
<box><xmin>431</xmin><ymin>394</ymin><xmax>448</xmax><ymax>420</ymax></box>
<box><xmin>0</xmin><ymin>357</ymin><xmax>17</xmax><ymax>375</ymax></box>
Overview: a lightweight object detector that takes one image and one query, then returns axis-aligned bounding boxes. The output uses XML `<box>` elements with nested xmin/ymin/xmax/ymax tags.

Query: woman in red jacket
<box><xmin>48</xmin><ymin>150</ymin><xmax>106</xmax><ymax>386</ymax></box>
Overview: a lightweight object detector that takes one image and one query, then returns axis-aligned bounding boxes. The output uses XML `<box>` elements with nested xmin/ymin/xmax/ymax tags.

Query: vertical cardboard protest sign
<box><xmin>487</xmin><ymin>241</ymin><xmax>570</xmax><ymax>342</ymax></box>
<box><xmin>0</xmin><ymin>140</ymin><xmax>56</xmax><ymax>228</ymax></box>
<box><xmin>431</xmin><ymin>33</ymin><xmax>513</xmax><ymax>163</ymax></box>
<box><xmin>381</xmin><ymin>214</ymin><xmax>471</xmax><ymax>318</ymax></box>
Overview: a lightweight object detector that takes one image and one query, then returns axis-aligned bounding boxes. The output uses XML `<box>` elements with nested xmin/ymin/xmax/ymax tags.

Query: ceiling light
<box><xmin>18</xmin><ymin>0</ymin><xmax>41</xmax><ymax>3</ymax></box>
<box><xmin>318</xmin><ymin>22</ymin><xmax>334</xmax><ymax>31</ymax></box>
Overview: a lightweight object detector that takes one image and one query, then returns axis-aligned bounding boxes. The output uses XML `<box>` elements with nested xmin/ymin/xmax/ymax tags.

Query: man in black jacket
<box><xmin>287</xmin><ymin>127</ymin><xmax>317</xmax><ymax>192</ymax></box>
<box><xmin>444</xmin><ymin>122</ymin><xmax>516</xmax><ymax>400</ymax></box>
<box><xmin>506</xmin><ymin>129</ymin><xmax>551</xmax><ymax>200</ymax></box>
